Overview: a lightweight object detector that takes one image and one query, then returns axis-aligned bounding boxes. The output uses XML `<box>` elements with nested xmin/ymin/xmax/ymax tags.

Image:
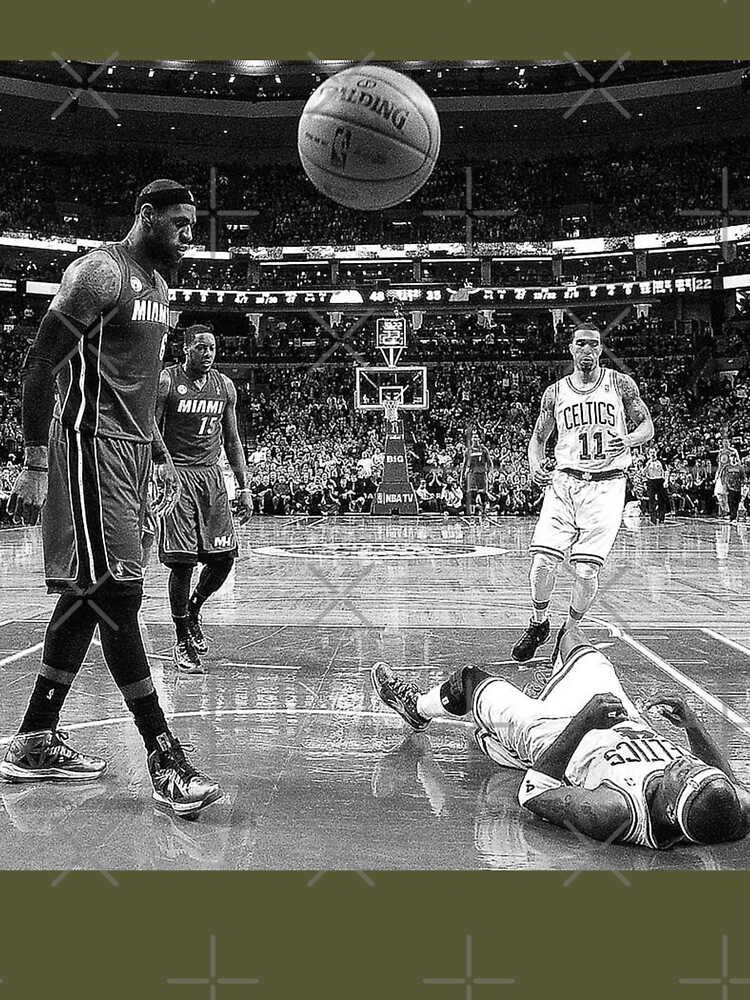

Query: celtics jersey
<box><xmin>553</xmin><ymin>367</ymin><xmax>630</xmax><ymax>473</ymax></box>
<box><xmin>160</xmin><ymin>365</ymin><xmax>229</xmax><ymax>466</ymax></box>
<box><xmin>57</xmin><ymin>243</ymin><xmax>169</xmax><ymax>442</ymax></box>
<box><xmin>567</xmin><ymin>721</ymin><xmax>696</xmax><ymax>849</ymax></box>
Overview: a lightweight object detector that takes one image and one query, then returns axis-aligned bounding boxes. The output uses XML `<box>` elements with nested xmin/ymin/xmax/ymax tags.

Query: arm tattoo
<box><xmin>616</xmin><ymin>372</ymin><xmax>652</xmax><ymax>427</ymax></box>
<box><xmin>531</xmin><ymin>385</ymin><xmax>556</xmax><ymax>444</ymax></box>
<box><xmin>50</xmin><ymin>251</ymin><xmax>121</xmax><ymax>327</ymax></box>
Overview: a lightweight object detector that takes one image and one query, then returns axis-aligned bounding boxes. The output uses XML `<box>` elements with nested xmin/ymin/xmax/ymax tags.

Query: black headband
<box><xmin>135</xmin><ymin>186</ymin><xmax>195</xmax><ymax>213</ymax></box>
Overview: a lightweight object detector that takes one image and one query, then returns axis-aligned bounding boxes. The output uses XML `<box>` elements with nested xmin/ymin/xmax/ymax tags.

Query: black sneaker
<box><xmin>147</xmin><ymin>733</ymin><xmax>222</xmax><ymax>818</ymax></box>
<box><xmin>371</xmin><ymin>662</ymin><xmax>430</xmax><ymax>732</ymax></box>
<box><xmin>510</xmin><ymin>619</ymin><xmax>551</xmax><ymax>663</ymax></box>
<box><xmin>173</xmin><ymin>639</ymin><xmax>206</xmax><ymax>675</ymax></box>
<box><xmin>186</xmin><ymin>611</ymin><xmax>209</xmax><ymax>655</ymax></box>
<box><xmin>0</xmin><ymin>729</ymin><xmax>107</xmax><ymax>783</ymax></box>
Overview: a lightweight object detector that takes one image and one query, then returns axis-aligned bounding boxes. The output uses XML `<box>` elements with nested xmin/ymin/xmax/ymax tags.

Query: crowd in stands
<box><xmin>1</xmin><ymin>138</ymin><xmax>750</xmax><ymax>248</ymax></box>
<box><xmin>225</xmin><ymin>353</ymin><xmax>750</xmax><ymax>519</ymax></box>
<box><xmin>2</xmin><ymin>296</ymin><xmax>750</xmax><ymax>520</ymax></box>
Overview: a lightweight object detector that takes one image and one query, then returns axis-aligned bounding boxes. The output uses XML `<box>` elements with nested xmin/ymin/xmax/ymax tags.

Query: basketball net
<box><xmin>382</xmin><ymin>397</ymin><xmax>400</xmax><ymax>428</ymax></box>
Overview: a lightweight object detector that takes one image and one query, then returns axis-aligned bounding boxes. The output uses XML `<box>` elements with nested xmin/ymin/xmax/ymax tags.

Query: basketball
<box><xmin>297</xmin><ymin>65</ymin><xmax>441</xmax><ymax>211</ymax></box>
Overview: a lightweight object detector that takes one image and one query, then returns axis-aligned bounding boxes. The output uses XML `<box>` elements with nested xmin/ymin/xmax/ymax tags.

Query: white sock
<box><xmin>416</xmin><ymin>686</ymin><xmax>453</xmax><ymax>720</ymax></box>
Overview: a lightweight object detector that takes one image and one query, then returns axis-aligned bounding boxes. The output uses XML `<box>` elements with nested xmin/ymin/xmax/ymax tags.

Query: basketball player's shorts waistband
<box><xmin>558</xmin><ymin>467</ymin><xmax>626</xmax><ymax>482</ymax></box>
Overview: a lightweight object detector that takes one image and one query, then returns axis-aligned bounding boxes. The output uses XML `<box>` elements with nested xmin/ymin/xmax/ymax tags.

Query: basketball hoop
<box><xmin>382</xmin><ymin>397</ymin><xmax>400</xmax><ymax>426</ymax></box>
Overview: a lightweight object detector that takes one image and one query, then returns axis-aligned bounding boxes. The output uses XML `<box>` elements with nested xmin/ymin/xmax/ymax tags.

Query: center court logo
<box><xmin>252</xmin><ymin>541</ymin><xmax>509</xmax><ymax>560</ymax></box>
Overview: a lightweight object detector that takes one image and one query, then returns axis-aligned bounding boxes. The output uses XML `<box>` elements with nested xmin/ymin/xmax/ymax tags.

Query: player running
<box><xmin>156</xmin><ymin>324</ymin><xmax>252</xmax><ymax>674</ymax></box>
<box><xmin>3</xmin><ymin>179</ymin><xmax>221</xmax><ymax>817</ymax></box>
<box><xmin>371</xmin><ymin>628</ymin><xmax>750</xmax><ymax>849</ymax></box>
<box><xmin>511</xmin><ymin>324</ymin><xmax>654</xmax><ymax>664</ymax></box>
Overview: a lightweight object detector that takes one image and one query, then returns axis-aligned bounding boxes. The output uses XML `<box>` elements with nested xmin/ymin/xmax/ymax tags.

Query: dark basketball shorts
<box><xmin>158</xmin><ymin>464</ymin><xmax>237</xmax><ymax>565</ymax></box>
<box><xmin>43</xmin><ymin>422</ymin><xmax>151</xmax><ymax>594</ymax></box>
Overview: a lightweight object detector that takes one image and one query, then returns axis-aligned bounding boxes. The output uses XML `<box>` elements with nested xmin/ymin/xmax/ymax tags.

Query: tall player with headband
<box><xmin>2</xmin><ymin>180</ymin><xmax>222</xmax><ymax>817</ymax></box>
<box><xmin>371</xmin><ymin>626</ymin><xmax>750</xmax><ymax>849</ymax></box>
<box><xmin>511</xmin><ymin>324</ymin><xmax>654</xmax><ymax>665</ymax></box>
<box><xmin>156</xmin><ymin>323</ymin><xmax>252</xmax><ymax>674</ymax></box>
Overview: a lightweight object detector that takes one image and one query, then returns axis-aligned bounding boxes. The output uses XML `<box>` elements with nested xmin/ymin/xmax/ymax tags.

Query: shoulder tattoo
<box><xmin>615</xmin><ymin>372</ymin><xmax>651</xmax><ymax>423</ymax></box>
<box><xmin>52</xmin><ymin>252</ymin><xmax>121</xmax><ymax>325</ymax></box>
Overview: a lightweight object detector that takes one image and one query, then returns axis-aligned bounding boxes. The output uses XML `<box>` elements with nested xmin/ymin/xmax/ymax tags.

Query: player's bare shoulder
<box><xmin>50</xmin><ymin>249</ymin><xmax>122</xmax><ymax>326</ymax></box>
<box><xmin>157</xmin><ymin>366</ymin><xmax>173</xmax><ymax>398</ymax></box>
<box><xmin>539</xmin><ymin>382</ymin><xmax>557</xmax><ymax>414</ymax></box>
<box><xmin>218</xmin><ymin>370</ymin><xmax>238</xmax><ymax>405</ymax></box>
<box><xmin>613</xmin><ymin>371</ymin><xmax>642</xmax><ymax>402</ymax></box>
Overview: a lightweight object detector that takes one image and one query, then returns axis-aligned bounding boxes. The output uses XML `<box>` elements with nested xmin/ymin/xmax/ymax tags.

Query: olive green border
<box><xmin>0</xmin><ymin>0</ymin><xmax>748</xmax><ymax>59</ymax></box>
<box><xmin>2</xmin><ymin>1</ymin><xmax>750</xmax><ymax>997</ymax></box>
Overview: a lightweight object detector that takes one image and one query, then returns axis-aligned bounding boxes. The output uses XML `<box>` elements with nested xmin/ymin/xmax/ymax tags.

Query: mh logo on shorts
<box><xmin>213</xmin><ymin>535</ymin><xmax>234</xmax><ymax>548</ymax></box>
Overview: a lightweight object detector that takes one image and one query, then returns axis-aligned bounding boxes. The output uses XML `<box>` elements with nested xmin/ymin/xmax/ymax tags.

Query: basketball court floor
<box><xmin>0</xmin><ymin>512</ymin><xmax>748</xmax><ymax>871</ymax></box>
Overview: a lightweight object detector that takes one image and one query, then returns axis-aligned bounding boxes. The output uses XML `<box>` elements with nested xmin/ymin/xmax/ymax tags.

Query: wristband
<box><xmin>238</xmin><ymin>488</ymin><xmax>251</xmax><ymax>493</ymax></box>
<box><xmin>518</xmin><ymin>768</ymin><xmax>563</xmax><ymax>807</ymax></box>
<box><xmin>25</xmin><ymin>465</ymin><xmax>48</xmax><ymax>472</ymax></box>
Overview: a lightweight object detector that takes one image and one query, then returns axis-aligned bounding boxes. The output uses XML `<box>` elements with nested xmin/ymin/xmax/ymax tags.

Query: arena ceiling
<box><xmin>0</xmin><ymin>60</ymin><xmax>747</xmax><ymax>165</ymax></box>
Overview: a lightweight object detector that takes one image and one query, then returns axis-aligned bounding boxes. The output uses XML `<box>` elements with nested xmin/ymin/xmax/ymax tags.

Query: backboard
<box><xmin>355</xmin><ymin>365</ymin><xmax>429</xmax><ymax>411</ymax></box>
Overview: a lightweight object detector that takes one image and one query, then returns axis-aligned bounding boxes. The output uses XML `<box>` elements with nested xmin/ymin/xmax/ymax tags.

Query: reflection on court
<box><xmin>0</xmin><ymin>515</ymin><xmax>749</xmax><ymax>870</ymax></box>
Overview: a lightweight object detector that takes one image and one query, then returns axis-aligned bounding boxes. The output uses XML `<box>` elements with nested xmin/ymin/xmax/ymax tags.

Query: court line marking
<box><xmin>224</xmin><ymin>662</ymin><xmax>301</xmax><ymax>671</ymax></box>
<box><xmin>615</xmin><ymin>630</ymin><xmax>750</xmax><ymax>736</ymax></box>
<box><xmin>238</xmin><ymin>626</ymin><xmax>288</xmax><ymax>650</ymax></box>
<box><xmin>701</xmin><ymin>628</ymin><xmax>750</xmax><ymax>658</ymax></box>
<box><xmin>0</xmin><ymin>707</ymin><xmax>468</xmax><ymax>745</ymax></box>
<box><xmin>0</xmin><ymin>642</ymin><xmax>44</xmax><ymax>668</ymax></box>
<box><xmin>136</xmin><ymin>620</ymin><xmax>732</xmax><ymax>631</ymax></box>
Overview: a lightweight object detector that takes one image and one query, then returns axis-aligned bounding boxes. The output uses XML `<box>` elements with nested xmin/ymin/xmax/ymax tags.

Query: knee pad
<box><xmin>439</xmin><ymin>664</ymin><xmax>490</xmax><ymax>717</ymax></box>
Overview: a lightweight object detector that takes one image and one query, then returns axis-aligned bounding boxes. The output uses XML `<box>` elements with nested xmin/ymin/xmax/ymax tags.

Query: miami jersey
<box><xmin>567</xmin><ymin>721</ymin><xmax>696</xmax><ymax>849</ymax></box>
<box><xmin>553</xmin><ymin>367</ymin><xmax>630</xmax><ymax>473</ymax></box>
<box><xmin>57</xmin><ymin>242</ymin><xmax>169</xmax><ymax>443</ymax></box>
<box><xmin>160</xmin><ymin>365</ymin><xmax>229</xmax><ymax>466</ymax></box>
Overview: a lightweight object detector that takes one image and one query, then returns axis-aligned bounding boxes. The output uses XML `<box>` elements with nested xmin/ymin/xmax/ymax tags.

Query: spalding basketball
<box><xmin>297</xmin><ymin>65</ymin><xmax>441</xmax><ymax>211</ymax></box>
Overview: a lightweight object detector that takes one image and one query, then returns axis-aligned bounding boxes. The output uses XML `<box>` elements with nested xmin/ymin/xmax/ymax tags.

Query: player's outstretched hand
<box><xmin>6</xmin><ymin>468</ymin><xmax>47</xmax><ymax>525</ymax></box>
<box><xmin>579</xmin><ymin>692</ymin><xmax>628</xmax><ymax>730</ymax></box>
<box><xmin>644</xmin><ymin>694</ymin><xmax>698</xmax><ymax>729</ymax></box>
<box><xmin>530</xmin><ymin>460</ymin><xmax>554</xmax><ymax>488</ymax></box>
<box><xmin>152</xmin><ymin>460</ymin><xmax>182</xmax><ymax>519</ymax></box>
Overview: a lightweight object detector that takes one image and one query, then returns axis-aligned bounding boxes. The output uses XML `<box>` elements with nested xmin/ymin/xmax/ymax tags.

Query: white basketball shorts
<box><xmin>530</xmin><ymin>471</ymin><xmax>626</xmax><ymax>567</ymax></box>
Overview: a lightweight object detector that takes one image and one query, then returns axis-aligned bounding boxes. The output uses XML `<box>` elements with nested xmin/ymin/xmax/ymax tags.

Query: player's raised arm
<box><xmin>8</xmin><ymin>252</ymin><xmax>121</xmax><ymax>524</ymax></box>
<box><xmin>527</xmin><ymin>384</ymin><xmax>556</xmax><ymax>486</ymax></box>
<box><xmin>220</xmin><ymin>375</ymin><xmax>252</xmax><ymax>518</ymax></box>
<box><xmin>609</xmin><ymin>372</ymin><xmax>654</xmax><ymax>456</ymax></box>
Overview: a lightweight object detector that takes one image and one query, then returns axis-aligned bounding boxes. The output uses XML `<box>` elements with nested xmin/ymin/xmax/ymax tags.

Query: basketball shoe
<box><xmin>186</xmin><ymin>610</ymin><xmax>209</xmax><ymax>655</ymax></box>
<box><xmin>147</xmin><ymin>732</ymin><xmax>222</xmax><ymax>817</ymax></box>
<box><xmin>0</xmin><ymin>730</ymin><xmax>107</xmax><ymax>783</ymax></box>
<box><xmin>371</xmin><ymin>662</ymin><xmax>431</xmax><ymax>732</ymax></box>
<box><xmin>173</xmin><ymin>639</ymin><xmax>206</xmax><ymax>675</ymax></box>
<box><xmin>511</xmin><ymin>619</ymin><xmax>550</xmax><ymax>662</ymax></box>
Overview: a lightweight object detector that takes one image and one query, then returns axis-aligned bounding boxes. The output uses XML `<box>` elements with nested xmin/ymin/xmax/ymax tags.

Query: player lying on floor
<box><xmin>371</xmin><ymin>626</ymin><xmax>750</xmax><ymax>848</ymax></box>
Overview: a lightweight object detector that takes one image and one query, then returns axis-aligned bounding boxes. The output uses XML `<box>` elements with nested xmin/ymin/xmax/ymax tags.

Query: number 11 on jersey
<box><xmin>578</xmin><ymin>430</ymin><xmax>605</xmax><ymax>461</ymax></box>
